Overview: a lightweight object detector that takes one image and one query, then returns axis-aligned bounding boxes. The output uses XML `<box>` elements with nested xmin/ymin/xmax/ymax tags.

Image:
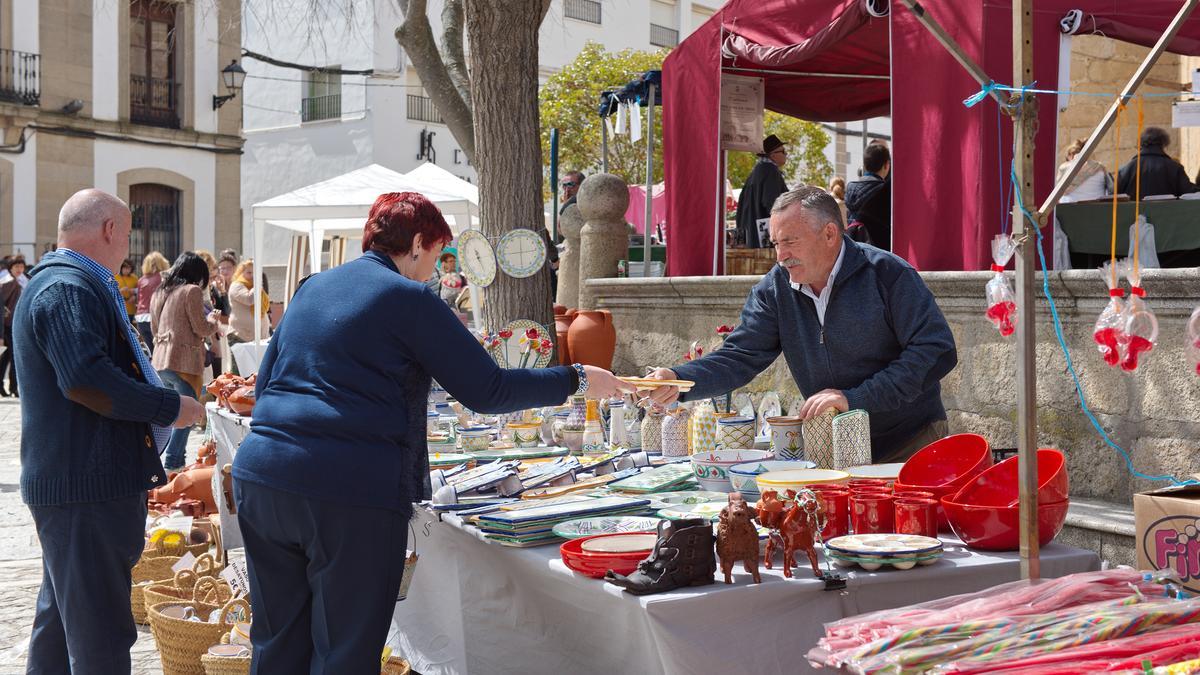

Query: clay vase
<box><xmin>553</xmin><ymin>303</ymin><xmax>567</xmax><ymax>315</ymax></box>
<box><xmin>567</xmin><ymin>309</ymin><xmax>617</xmax><ymax>369</ymax></box>
<box><xmin>555</xmin><ymin>310</ymin><xmax>577</xmax><ymax>366</ymax></box>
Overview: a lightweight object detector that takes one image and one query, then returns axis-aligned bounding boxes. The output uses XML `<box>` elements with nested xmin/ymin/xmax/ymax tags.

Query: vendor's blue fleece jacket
<box><xmin>233</xmin><ymin>250</ymin><xmax>578</xmax><ymax>515</ymax></box>
<box><xmin>14</xmin><ymin>252</ymin><xmax>178</xmax><ymax>505</ymax></box>
<box><xmin>673</xmin><ymin>236</ymin><xmax>957</xmax><ymax>460</ymax></box>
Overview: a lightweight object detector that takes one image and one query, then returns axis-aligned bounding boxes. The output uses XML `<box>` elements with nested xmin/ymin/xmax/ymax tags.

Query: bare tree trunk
<box><xmin>465</xmin><ymin>0</ymin><xmax>554</xmax><ymax>342</ymax></box>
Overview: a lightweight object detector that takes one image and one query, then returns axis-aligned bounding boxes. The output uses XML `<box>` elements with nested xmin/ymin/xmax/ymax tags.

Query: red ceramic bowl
<box><xmin>950</xmin><ymin>448</ymin><xmax>1068</xmax><ymax>508</ymax></box>
<box><xmin>940</xmin><ymin>495</ymin><xmax>1069</xmax><ymax>551</ymax></box>
<box><xmin>897</xmin><ymin>434</ymin><xmax>993</xmax><ymax>490</ymax></box>
<box><xmin>560</xmin><ymin>533</ymin><xmax>654</xmax><ymax>579</ymax></box>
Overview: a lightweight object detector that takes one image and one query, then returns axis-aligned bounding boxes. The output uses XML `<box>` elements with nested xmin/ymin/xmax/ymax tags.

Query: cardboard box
<box><xmin>1134</xmin><ymin>485</ymin><xmax>1200</xmax><ymax>594</ymax></box>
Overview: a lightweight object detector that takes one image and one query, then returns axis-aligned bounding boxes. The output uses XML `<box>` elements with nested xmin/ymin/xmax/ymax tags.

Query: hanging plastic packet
<box><xmin>1188</xmin><ymin>308</ymin><xmax>1200</xmax><ymax>376</ymax></box>
<box><xmin>1093</xmin><ymin>260</ymin><xmax>1126</xmax><ymax>368</ymax></box>
<box><xmin>1120</xmin><ymin>264</ymin><xmax>1158</xmax><ymax>372</ymax></box>
<box><xmin>985</xmin><ymin>234</ymin><xmax>1018</xmax><ymax>337</ymax></box>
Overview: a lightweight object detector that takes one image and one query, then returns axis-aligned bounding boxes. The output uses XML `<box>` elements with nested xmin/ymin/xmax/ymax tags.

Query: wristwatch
<box><xmin>571</xmin><ymin>363</ymin><xmax>588</xmax><ymax>395</ymax></box>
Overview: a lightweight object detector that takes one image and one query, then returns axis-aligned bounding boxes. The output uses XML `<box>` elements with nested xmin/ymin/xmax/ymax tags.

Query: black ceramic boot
<box><xmin>604</xmin><ymin>518</ymin><xmax>716</xmax><ymax>595</ymax></box>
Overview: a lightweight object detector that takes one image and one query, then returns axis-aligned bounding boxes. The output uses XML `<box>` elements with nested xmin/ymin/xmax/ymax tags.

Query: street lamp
<box><xmin>212</xmin><ymin>60</ymin><xmax>246</xmax><ymax>110</ymax></box>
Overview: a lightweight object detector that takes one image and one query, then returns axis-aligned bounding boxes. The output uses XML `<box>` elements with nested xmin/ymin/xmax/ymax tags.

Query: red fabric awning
<box><xmin>663</xmin><ymin>0</ymin><xmax>1200</xmax><ymax>276</ymax></box>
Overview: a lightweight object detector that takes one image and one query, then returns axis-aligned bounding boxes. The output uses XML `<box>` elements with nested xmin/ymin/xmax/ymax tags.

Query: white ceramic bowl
<box><xmin>690</xmin><ymin>449</ymin><xmax>773</xmax><ymax>492</ymax></box>
<box><xmin>756</xmin><ymin>468</ymin><xmax>850</xmax><ymax>495</ymax></box>
<box><xmin>728</xmin><ymin>460</ymin><xmax>817</xmax><ymax>493</ymax></box>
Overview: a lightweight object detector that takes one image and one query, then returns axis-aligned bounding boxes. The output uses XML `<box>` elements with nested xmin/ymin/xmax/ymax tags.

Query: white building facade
<box><xmin>240</xmin><ymin>0</ymin><xmax>721</xmax><ymax>264</ymax></box>
<box><xmin>0</xmin><ymin>0</ymin><xmax>242</xmax><ymax>264</ymax></box>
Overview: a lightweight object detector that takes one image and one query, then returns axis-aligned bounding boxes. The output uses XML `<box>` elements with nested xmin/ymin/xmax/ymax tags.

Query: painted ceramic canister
<box><xmin>566</xmin><ymin>395</ymin><xmax>587</xmax><ymax>428</ymax></box>
<box><xmin>641</xmin><ymin>409</ymin><xmax>664</xmax><ymax>454</ymax></box>
<box><xmin>717</xmin><ymin>416</ymin><xmax>757</xmax><ymax>449</ymax></box>
<box><xmin>803</xmin><ymin>408</ymin><xmax>838</xmax><ymax>469</ymax></box>
<box><xmin>609</xmin><ymin>399</ymin><xmax>629</xmax><ymax>447</ymax></box>
<box><xmin>832</xmin><ymin>409</ymin><xmax>872</xmax><ymax>470</ymax></box>
<box><xmin>766</xmin><ymin>415</ymin><xmax>804</xmax><ymax>461</ymax></box>
<box><xmin>690</xmin><ymin>400</ymin><xmax>717</xmax><ymax>456</ymax></box>
<box><xmin>661</xmin><ymin>408</ymin><xmax>691</xmax><ymax>458</ymax></box>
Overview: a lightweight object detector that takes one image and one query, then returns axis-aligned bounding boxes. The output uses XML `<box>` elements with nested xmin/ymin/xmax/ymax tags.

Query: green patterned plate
<box><xmin>552</xmin><ymin>516</ymin><xmax>664</xmax><ymax>539</ymax></box>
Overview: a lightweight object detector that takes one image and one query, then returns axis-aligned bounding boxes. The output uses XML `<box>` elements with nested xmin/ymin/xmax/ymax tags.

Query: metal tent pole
<box><xmin>643</xmin><ymin>83</ymin><xmax>656</xmax><ymax>277</ymax></box>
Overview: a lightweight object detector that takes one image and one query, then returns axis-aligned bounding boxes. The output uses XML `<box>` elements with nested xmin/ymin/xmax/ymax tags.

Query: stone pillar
<box><xmin>577</xmin><ymin>173</ymin><xmax>630</xmax><ymax>310</ymax></box>
<box><xmin>555</xmin><ymin>202</ymin><xmax>584</xmax><ymax>309</ymax></box>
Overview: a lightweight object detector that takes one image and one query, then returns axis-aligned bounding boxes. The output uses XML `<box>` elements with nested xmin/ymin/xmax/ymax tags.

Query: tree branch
<box><xmin>395</xmin><ymin>0</ymin><xmax>476</xmax><ymax>161</ymax></box>
<box><xmin>440</xmin><ymin>0</ymin><xmax>472</xmax><ymax>113</ymax></box>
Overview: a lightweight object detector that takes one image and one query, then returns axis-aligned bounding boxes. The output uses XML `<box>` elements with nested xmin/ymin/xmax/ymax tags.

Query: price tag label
<box><xmin>220</xmin><ymin>559</ymin><xmax>251</xmax><ymax>597</ymax></box>
<box><xmin>171</xmin><ymin>551</ymin><xmax>197</xmax><ymax>575</ymax></box>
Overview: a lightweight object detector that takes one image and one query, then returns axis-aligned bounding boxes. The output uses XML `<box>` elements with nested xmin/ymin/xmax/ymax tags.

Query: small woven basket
<box><xmin>149</xmin><ymin>596</ymin><xmax>250</xmax><ymax>675</ymax></box>
<box><xmin>199</xmin><ymin>633</ymin><xmax>251</xmax><ymax>675</ymax></box>
<box><xmin>146</xmin><ymin>574</ymin><xmax>233</xmax><ymax>618</ymax></box>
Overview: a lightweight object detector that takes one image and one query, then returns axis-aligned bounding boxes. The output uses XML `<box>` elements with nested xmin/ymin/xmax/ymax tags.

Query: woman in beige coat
<box><xmin>151</xmin><ymin>251</ymin><xmax>220</xmax><ymax>469</ymax></box>
<box><xmin>227</xmin><ymin>258</ymin><xmax>271</xmax><ymax>346</ymax></box>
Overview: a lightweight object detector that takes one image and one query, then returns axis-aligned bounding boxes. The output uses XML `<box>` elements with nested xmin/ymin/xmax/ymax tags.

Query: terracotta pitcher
<box><xmin>555</xmin><ymin>309</ymin><xmax>577</xmax><ymax>366</ymax></box>
<box><xmin>567</xmin><ymin>309</ymin><xmax>616</xmax><ymax>369</ymax></box>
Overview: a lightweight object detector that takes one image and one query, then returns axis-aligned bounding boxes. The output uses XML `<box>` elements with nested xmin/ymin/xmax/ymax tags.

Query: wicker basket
<box><xmin>145</xmin><ymin>573</ymin><xmax>233</xmax><ymax>618</ymax></box>
<box><xmin>132</xmin><ymin>552</ymin><xmax>224</xmax><ymax>624</ymax></box>
<box><xmin>149</xmin><ymin>597</ymin><xmax>250</xmax><ymax>675</ymax></box>
<box><xmin>199</xmin><ymin>633</ymin><xmax>251</xmax><ymax>675</ymax></box>
<box><xmin>382</xmin><ymin>655</ymin><xmax>411</xmax><ymax>675</ymax></box>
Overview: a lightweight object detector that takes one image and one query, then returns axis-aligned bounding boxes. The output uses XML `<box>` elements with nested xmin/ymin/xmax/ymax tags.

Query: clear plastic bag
<box><xmin>1120</xmin><ymin>264</ymin><xmax>1158</xmax><ymax>372</ymax></box>
<box><xmin>1093</xmin><ymin>261</ymin><xmax>1126</xmax><ymax>368</ymax></box>
<box><xmin>985</xmin><ymin>234</ymin><xmax>1018</xmax><ymax>337</ymax></box>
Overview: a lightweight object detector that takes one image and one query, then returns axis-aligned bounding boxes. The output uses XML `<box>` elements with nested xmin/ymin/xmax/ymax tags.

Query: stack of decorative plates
<box><xmin>552</xmin><ymin>516</ymin><xmax>663</xmax><ymax>539</ymax></box>
<box><xmin>655</xmin><ymin>502</ymin><xmax>728</xmax><ymax>522</ymax></box>
<box><xmin>428</xmin><ymin>453</ymin><xmax>477</xmax><ymax>471</ymax></box>
<box><xmin>822</xmin><ymin>534</ymin><xmax>944</xmax><ymax>571</ymax></box>
<box><xmin>645</xmin><ymin>491</ymin><xmax>729</xmax><ymax>509</ymax></box>
<box><xmin>469</xmin><ymin>446</ymin><xmax>570</xmax><ymax>462</ymax></box>
<box><xmin>608</xmin><ymin>463</ymin><xmax>695</xmax><ymax>494</ymax></box>
<box><xmin>473</xmin><ymin>496</ymin><xmax>651</xmax><ymax>547</ymax></box>
<box><xmin>560</xmin><ymin>533</ymin><xmax>658</xmax><ymax>578</ymax></box>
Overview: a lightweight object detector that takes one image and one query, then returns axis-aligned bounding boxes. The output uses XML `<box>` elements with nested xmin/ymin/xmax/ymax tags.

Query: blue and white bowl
<box><xmin>690</xmin><ymin>449</ymin><xmax>773</xmax><ymax>492</ymax></box>
<box><xmin>728</xmin><ymin>459</ymin><xmax>817</xmax><ymax>494</ymax></box>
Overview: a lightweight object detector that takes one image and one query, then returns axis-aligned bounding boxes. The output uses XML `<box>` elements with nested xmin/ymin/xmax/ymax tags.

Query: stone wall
<box><xmin>590</xmin><ymin>269</ymin><xmax>1200</xmax><ymax>504</ymax></box>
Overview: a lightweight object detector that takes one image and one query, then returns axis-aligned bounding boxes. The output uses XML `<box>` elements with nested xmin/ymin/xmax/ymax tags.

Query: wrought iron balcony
<box><xmin>650</xmin><ymin>23</ymin><xmax>679</xmax><ymax>48</ymax></box>
<box><xmin>0</xmin><ymin>49</ymin><xmax>39</xmax><ymax>106</ymax></box>
<box><xmin>406</xmin><ymin>94</ymin><xmax>444</xmax><ymax>124</ymax></box>
<box><xmin>564</xmin><ymin>0</ymin><xmax>601</xmax><ymax>24</ymax></box>
<box><xmin>130</xmin><ymin>74</ymin><xmax>181</xmax><ymax>128</ymax></box>
<box><xmin>301</xmin><ymin>93</ymin><xmax>342</xmax><ymax>122</ymax></box>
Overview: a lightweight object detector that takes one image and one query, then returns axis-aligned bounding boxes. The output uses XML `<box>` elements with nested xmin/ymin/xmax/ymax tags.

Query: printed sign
<box><xmin>1135</xmin><ymin>487</ymin><xmax>1200</xmax><ymax>594</ymax></box>
<box><xmin>720</xmin><ymin>74</ymin><xmax>765</xmax><ymax>152</ymax></box>
<box><xmin>220</xmin><ymin>559</ymin><xmax>252</xmax><ymax>597</ymax></box>
<box><xmin>170</xmin><ymin>551</ymin><xmax>197</xmax><ymax>575</ymax></box>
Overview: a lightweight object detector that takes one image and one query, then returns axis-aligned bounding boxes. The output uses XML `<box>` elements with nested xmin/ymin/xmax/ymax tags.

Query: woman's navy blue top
<box><xmin>232</xmin><ymin>250</ymin><xmax>576</xmax><ymax>514</ymax></box>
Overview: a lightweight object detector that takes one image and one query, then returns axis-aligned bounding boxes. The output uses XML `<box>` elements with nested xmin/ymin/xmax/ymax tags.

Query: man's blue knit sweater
<box><xmin>14</xmin><ymin>252</ymin><xmax>178</xmax><ymax>505</ymax></box>
<box><xmin>674</xmin><ymin>236</ymin><xmax>957</xmax><ymax>460</ymax></box>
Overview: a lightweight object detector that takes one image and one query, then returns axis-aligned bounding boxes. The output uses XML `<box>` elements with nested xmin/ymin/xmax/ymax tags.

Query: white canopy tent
<box><xmin>248</xmin><ymin>163</ymin><xmax>482</xmax><ymax>345</ymax></box>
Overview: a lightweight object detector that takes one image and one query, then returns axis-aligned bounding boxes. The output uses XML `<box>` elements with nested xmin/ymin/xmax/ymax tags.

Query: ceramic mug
<box><xmin>766</xmin><ymin>416</ymin><xmax>804</xmax><ymax>461</ymax></box>
<box><xmin>507</xmin><ymin>422</ymin><xmax>541</xmax><ymax>448</ymax></box>
<box><xmin>850</xmin><ymin>493</ymin><xmax>895</xmax><ymax>534</ymax></box>
<box><xmin>894</xmin><ymin>498</ymin><xmax>938</xmax><ymax>538</ymax></box>
<box><xmin>812</xmin><ymin>487</ymin><xmax>851</xmax><ymax>539</ymax></box>
<box><xmin>459</xmin><ymin>430</ymin><xmax>492</xmax><ymax>452</ymax></box>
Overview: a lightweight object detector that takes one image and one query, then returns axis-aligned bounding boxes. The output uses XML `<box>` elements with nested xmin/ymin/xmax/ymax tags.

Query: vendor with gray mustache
<box><xmin>646</xmin><ymin>186</ymin><xmax>957</xmax><ymax>462</ymax></box>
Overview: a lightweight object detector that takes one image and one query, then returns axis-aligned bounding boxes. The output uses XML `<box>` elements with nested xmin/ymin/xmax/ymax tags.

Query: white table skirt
<box><xmin>230</xmin><ymin>340</ymin><xmax>269</xmax><ymax>376</ymax></box>
<box><xmin>206</xmin><ymin>402</ymin><xmax>251</xmax><ymax>549</ymax></box>
<box><xmin>390</xmin><ymin>510</ymin><xmax>1100</xmax><ymax>675</ymax></box>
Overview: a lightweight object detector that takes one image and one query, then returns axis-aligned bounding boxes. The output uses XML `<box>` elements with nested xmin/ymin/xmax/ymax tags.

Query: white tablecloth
<box><xmin>230</xmin><ymin>340</ymin><xmax>269</xmax><ymax>376</ymax></box>
<box><xmin>206</xmin><ymin>402</ymin><xmax>251</xmax><ymax>549</ymax></box>
<box><xmin>390</xmin><ymin>510</ymin><xmax>1100</xmax><ymax>675</ymax></box>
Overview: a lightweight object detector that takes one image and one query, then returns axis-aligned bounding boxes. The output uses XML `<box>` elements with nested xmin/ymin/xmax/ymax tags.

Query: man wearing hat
<box><xmin>735</xmin><ymin>134</ymin><xmax>789</xmax><ymax>248</ymax></box>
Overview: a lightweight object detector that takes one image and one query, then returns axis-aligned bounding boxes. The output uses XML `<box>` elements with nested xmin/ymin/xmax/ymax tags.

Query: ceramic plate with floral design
<box><xmin>553</xmin><ymin>516</ymin><xmax>664</xmax><ymax>539</ymax></box>
<box><xmin>656</xmin><ymin>502</ymin><xmax>727</xmax><ymax>522</ymax></box>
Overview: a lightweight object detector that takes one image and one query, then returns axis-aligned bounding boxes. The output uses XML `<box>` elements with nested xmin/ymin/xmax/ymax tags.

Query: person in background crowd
<box><xmin>828</xmin><ymin>177</ymin><xmax>849</xmax><ymax>229</ymax></box>
<box><xmin>559</xmin><ymin>170</ymin><xmax>586</xmax><ymax>216</ymax></box>
<box><xmin>116</xmin><ymin>258</ymin><xmax>138</xmax><ymax>321</ymax></box>
<box><xmin>228</xmin><ymin>259</ymin><xmax>270</xmax><ymax>348</ymax></box>
<box><xmin>646</xmin><ymin>186</ymin><xmax>957</xmax><ymax>464</ymax></box>
<box><xmin>736</xmin><ymin>134</ymin><xmax>789</xmax><ymax>248</ymax></box>
<box><xmin>0</xmin><ymin>255</ymin><xmax>11</xmax><ymax>285</ymax></box>
<box><xmin>1117</xmin><ymin>126</ymin><xmax>1196</xmax><ymax>199</ymax></box>
<box><xmin>1057</xmin><ymin>138</ymin><xmax>1112</xmax><ymax>203</ymax></box>
<box><xmin>136</xmin><ymin>251</ymin><xmax>169</xmax><ymax>353</ymax></box>
<box><xmin>196</xmin><ymin>250</ymin><xmax>230</xmax><ymax>377</ymax></box>
<box><xmin>150</xmin><ymin>251</ymin><xmax>221</xmax><ymax>471</ymax></box>
<box><xmin>15</xmin><ymin>189</ymin><xmax>203</xmax><ymax>674</ymax></box>
<box><xmin>219</xmin><ymin>248</ymin><xmax>240</xmax><ymax>265</ymax></box>
<box><xmin>0</xmin><ymin>256</ymin><xmax>25</xmax><ymax>397</ymax></box>
<box><xmin>232</xmin><ymin>191</ymin><xmax>634</xmax><ymax>673</ymax></box>
<box><xmin>437</xmin><ymin>251</ymin><xmax>466</xmax><ymax>307</ymax></box>
<box><xmin>846</xmin><ymin>142</ymin><xmax>893</xmax><ymax>251</ymax></box>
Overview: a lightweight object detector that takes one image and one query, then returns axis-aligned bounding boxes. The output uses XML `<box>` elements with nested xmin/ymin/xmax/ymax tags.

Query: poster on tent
<box><xmin>720</xmin><ymin>74</ymin><xmax>764</xmax><ymax>152</ymax></box>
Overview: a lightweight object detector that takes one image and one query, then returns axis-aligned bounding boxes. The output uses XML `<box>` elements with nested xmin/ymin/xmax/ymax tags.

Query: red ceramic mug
<box><xmin>813</xmin><ymin>488</ymin><xmax>850</xmax><ymax>539</ymax></box>
<box><xmin>894</xmin><ymin>490</ymin><xmax>936</xmax><ymax>501</ymax></box>
<box><xmin>849</xmin><ymin>478</ymin><xmax>889</xmax><ymax>491</ymax></box>
<box><xmin>850</xmin><ymin>493</ymin><xmax>895</xmax><ymax>534</ymax></box>
<box><xmin>894</xmin><ymin>498</ymin><xmax>939</xmax><ymax>538</ymax></box>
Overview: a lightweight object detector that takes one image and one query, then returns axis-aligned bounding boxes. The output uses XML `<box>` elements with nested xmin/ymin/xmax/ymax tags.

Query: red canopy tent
<box><xmin>663</xmin><ymin>0</ymin><xmax>1200</xmax><ymax>276</ymax></box>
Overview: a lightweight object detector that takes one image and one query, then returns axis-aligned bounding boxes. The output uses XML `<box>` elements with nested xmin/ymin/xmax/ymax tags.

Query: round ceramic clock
<box><xmin>457</xmin><ymin>229</ymin><xmax>497</xmax><ymax>287</ymax></box>
<box><xmin>495</xmin><ymin>229</ymin><xmax>547</xmax><ymax>279</ymax></box>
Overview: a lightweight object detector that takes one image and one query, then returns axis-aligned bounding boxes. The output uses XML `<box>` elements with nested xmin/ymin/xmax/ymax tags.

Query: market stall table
<box><xmin>1056</xmin><ymin>200</ymin><xmax>1200</xmax><ymax>267</ymax></box>
<box><xmin>390</xmin><ymin>508</ymin><xmax>1099</xmax><ymax>675</ymax></box>
<box><xmin>206</xmin><ymin>402</ymin><xmax>250</xmax><ymax>549</ymax></box>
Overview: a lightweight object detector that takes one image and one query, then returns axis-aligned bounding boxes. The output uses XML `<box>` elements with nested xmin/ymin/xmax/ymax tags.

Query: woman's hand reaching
<box><xmin>581</xmin><ymin>365</ymin><xmax>637</xmax><ymax>400</ymax></box>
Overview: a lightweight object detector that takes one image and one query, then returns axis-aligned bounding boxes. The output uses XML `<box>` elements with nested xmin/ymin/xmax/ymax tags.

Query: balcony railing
<box><xmin>406</xmin><ymin>94</ymin><xmax>444</xmax><ymax>124</ymax></box>
<box><xmin>130</xmin><ymin>75</ymin><xmax>181</xmax><ymax>128</ymax></box>
<box><xmin>301</xmin><ymin>93</ymin><xmax>342</xmax><ymax>122</ymax></box>
<box><xmin>564</xmin><ymin>0</ymin><xmax>601</xmax><ymax>24</ymax></box>
<box><xmin>650</xmin><ymin>23</ymin><xmax>678</xmax><ymax>48</ymax></box>
<box><xmin>0</xmin><ymin>49</ymin><xmax>39</xmax><ymax>106</ymax></box>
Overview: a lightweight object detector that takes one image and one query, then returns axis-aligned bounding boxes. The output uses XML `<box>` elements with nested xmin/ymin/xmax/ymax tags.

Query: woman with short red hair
<box><xmin>232</xmin><ymin>192</ymin><xmax>632</xmax><ymax>673</ymax></box>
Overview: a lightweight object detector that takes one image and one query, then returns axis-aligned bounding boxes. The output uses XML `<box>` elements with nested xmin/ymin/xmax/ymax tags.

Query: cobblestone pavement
<box><xmin>0</xmin><ymin>398</ymin><xmax>206</xmax><ymax>675</ymax></box>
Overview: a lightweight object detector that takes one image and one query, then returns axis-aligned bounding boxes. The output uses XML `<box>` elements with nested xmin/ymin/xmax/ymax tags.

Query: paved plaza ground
<box><xmin>0</xmin><ymin>398</ymin><xmax>206</xmax><ymax>674</ymax></box>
